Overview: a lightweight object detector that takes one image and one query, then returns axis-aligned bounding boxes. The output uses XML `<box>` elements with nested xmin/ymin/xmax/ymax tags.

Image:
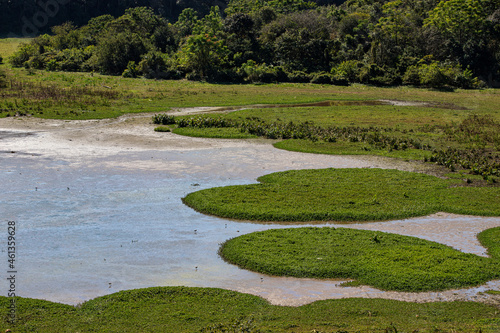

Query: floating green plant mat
<box><xmin>219</xmin><ymin>227</ymin><xmax>500</xmax><ymax>292</ymax></box>
<box><xmin>183</xmin><ymin>168</ymin><xmax>500</xmax><ymax>222</ymax></box>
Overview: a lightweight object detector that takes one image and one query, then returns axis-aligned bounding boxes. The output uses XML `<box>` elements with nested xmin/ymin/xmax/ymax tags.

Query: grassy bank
<box><xmin>219</xmin><ymin>227</ymin><xmax>500</xmax><ymax>292</ymax></box>
<box><xmin>0</xmin><ymin>38</ymin><xmax>29</xmax><ymax>58</ymax></box>
<box><xmin>183</xmin><ymin>168</ymin><xmax>500</xmax><ymax>222</ymax></box>
<box><xmin>1</xmin><ymin>287</ymin><xmax>499</xmax><ymax>332</ymax></box>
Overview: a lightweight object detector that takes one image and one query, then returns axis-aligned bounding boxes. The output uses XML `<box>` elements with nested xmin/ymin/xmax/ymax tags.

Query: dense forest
<box><xmin>3</xmin><ymin>0</ymin><xmax>500</xmax><ymax>87</ymax></box>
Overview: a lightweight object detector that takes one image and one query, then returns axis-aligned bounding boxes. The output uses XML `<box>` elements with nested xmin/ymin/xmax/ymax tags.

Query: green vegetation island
<box><xmin>1</xmin><ymin>0</ymin><xmax>500</xmax><ymax>330</ymax></box>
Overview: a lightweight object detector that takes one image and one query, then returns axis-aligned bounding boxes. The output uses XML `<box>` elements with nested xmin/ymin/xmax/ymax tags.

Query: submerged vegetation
<box><xmin>1</xmin><ymin>287</ymin><xmax>499</xmax><ymax>332</ymax></box>
<box><xmin>219</xmin><ymin>227</ymin><xmax>500</xmax><ymax>291</ymax></box>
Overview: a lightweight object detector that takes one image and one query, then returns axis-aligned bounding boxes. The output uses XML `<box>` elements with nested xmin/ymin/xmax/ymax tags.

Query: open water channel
<box><xmin>0</xmin><ymin>118</ymin><xmax>499</xmax><ymax>306</ymax></box>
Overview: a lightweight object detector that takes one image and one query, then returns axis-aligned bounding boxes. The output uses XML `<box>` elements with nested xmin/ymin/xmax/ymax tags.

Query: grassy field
<box><xmin>0</xmin><ymin>38</ymin><xmax>30</xmax><ymax>58</ymax></box>
<box><xmin>219</xmin><ymin>227</ymin><xmax>500</xmax><ymax>292</ymax></box>
<box><xmin>1</xmin><ymin>287</ymin><xmax>499</xmax><ymax>332</ymax></box>
<box><xmin>183</xmin><ymin>168</ymin><xmax>500</xmax><ymax>222</ymax></box>
<box><xmin>0</xmin><ymin>37</ymin><xmax>499</xmax><ymax>122</ymax></box>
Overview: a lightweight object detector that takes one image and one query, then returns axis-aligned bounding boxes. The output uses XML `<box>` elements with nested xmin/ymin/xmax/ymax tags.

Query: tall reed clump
<box><xmin>152</xmin><ymin>113</ymin><xmax>175</xmax><ymax>125</ymax></box>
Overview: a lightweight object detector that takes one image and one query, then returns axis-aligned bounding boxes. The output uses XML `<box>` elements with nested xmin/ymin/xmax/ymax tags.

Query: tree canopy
<box><xmin>6</xmin><ymin>0</ymin><xmax>500</xmax><ymax>87</ymax></box>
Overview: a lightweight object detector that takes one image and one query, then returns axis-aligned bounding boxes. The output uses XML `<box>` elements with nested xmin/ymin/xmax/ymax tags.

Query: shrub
<box><xmin>26</xmin><ymin>54</ymin><xmax>45</xmax><ymax>69</ymax></box>
<box><xmin>55</xmin><ymin>48</ymin><xmax>89</xmax><ymax>72</ymax></box>
<box><xmin>331</xmin><ymin>60</ymin><xmax>362</xmax><ymax>83</ymax></box>
<box><xmin>94</xmin><ymin>32</ymin><xmax>147</xmax><ymax>75</ymax></box>
<box><xmin>238</xmin><ymin>60</ymin><xmax>282</xmax><ymax>83</ymax></box>
<box><xmin>286</xmin><ymin>70</ymin><xmax>311</xmax><ymax>83</ymax></box>
<box><xmin>207</xmin><ymin>68</ymin><xmax>244</xmax><ymax>83</ymax></box>
<box><xmin>310</xmin><ymin>72</ymin><xmax>332</xmax><ymax>84</ymax></box>
<box><xmin>403</xmin><ymin>61</ymin><xmax>481</xmax><ymax>89</ymax></box>
<box><xmin>9</xmin><ymin>43</ymin><xmax>36</xmax><ymax>67</ymax></box>
<box><xmin>137</xmin><ymin>51</ymin><xmax>168</xmax><ymax>78</ymax></box>
<box><xmin>0</xmin><ymin>54</ymin><xmax>3</xmax><ymax>64</ymax></box>
<box><xmin>0</xmin><ymin>69</ymin><xmax>7</xmax><ymax>88</ymax></box>
<box><xmin>46</xmin><ymin>59</ymin><xmax>60</xmax><ymax>71</ymax></box>
<box><xmin>402</xmin><ymin>65</ymin><xmax>421</xmax><ymax>86</ymax></box>
<box><xmin>122</xmin><ymin>61</ymin><xmax>139</xmax><ymax>78</ymax></box>
<box><xmin>152</xmin><ymin>114</ymin><xmax>175</xmax><ymax>125</ymax></box>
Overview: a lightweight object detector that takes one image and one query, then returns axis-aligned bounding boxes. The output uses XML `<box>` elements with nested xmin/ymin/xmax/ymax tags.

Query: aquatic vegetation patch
<box><xmin>219</xmin><ymin>227</ymin><xmax>500</xmax><ymax>292</ymax></box>
<box><xmin>1</xmin><ymin>287</ymin><xmax>499</xmax><ymax>332</ymax></box>
<box><xmin>183</xmin><ymin>168</ymin><xmax>500</xmax><ymax>222</ymax></box>
<box><xmin>153</xmin><ymin>126</ymin><xmax>171</xmax><ymax>132</ymax></box>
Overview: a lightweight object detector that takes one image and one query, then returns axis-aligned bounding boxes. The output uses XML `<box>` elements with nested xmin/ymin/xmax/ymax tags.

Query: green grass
<box><xmin>0</xmin><ymin>38</ymin><xmax>29</xmax><ymax>58</ymax></box>
<box><xmin>154</xmin><ymin>126</ymin><xmax>171</xmax><ymax>132</ymax></box>
<box><xmin>479</xmin><ymin>227</ymin><xmax>500</xmax><ymax>259</ymax></box>
<box><xmin>172</xmin><ymin>126</ymin><xmax>258</xmax><ymax>138</ymax></box>
<box><xmin>274</xmin><ymin>139</ymin><xmax>432</xmax><ymax>160</ymax></box>
<box><xmin>183</xmin><ymin>168</ymin><xmax>500</xmax><ymax>222</ymax></box>
<box><xmin>1</xmin><ymin>287</ymin><xmax>499</xmax><ymax>332</ymax></box>
<box><xmin>219</xmin><ymin>227</ymin><xmax>500</xmax><ymax>292</ymax></box>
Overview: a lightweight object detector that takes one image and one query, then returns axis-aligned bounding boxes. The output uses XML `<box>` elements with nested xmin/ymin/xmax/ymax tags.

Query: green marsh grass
<box><xmin>478</xmin><ymin>227</ymin><xmax>500</xmax><ymax>259</ymax></box>
<box><xmin>183</xmin><ymin>168</ymin><xmax>500</xmax><ymax>222</ymax></box>
<box><xmin>274</xmin><ymin>139</ymin><xmax>433</xmax><ymax>160</ymax></box>
<box><xmin>1</xmin><ymin>287</ymin><xmax>499</xmax><ymax>332</ymax></box>
<box><xmin>219</xmin><ymin>227</ymin><xmax>500</xmax><ymax>292</ymax></box>
<box><xmin>173</xmin><ymin>126</ymin><xmax>257</xmax><ymax>138</ymax></box>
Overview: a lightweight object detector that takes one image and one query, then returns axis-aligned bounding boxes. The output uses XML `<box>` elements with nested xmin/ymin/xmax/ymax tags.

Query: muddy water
<box><xmin>0</xmin><ymin>121</ymin><xmax>499</xmax><ymax>307</ymax></box>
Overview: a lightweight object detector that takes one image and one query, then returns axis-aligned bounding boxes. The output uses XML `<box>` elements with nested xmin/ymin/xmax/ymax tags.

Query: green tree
<box><xmin>93</xmin><ymin>32</ymin><xmax>148</xmax><ymax>74</ymax></box>
<box><xmin>176</xmin><ymin>32</ymin><xmax>228</xmax><ymax>77</ymax></box>
<box><xmin>371</xmin><ymin>0</ymin><xmax>417</xmax><ymax>67</ymax></box>
<box><xmin>51</xmin><ymin>22</ymin><xmax>81</xmax><ymax>50</ymax></box>
<box><xmin>174</xmin><ymin>8</ymin><xmax>199</xmax><ymax>38</ymax></box>
<box><xmin>223</xmin><ymin>13</ymin><xmax>259</xmax><ymax>67</ymax></box>
<box><xmin>425</xmin><ymin>0</ymin><xmax>490</xmax><ymax>44</ymax></box>
<box><xmin>260</xmin><ymin>10</ymin><xmax>333</xmax><ymax>71</ymax></box>
<box><xmin>424</xmin><ymin>0</ymin><xmax>500</xmax><ymax>78</ymax></box>
<box><xmin>79</xmin><ymin>15</ymin><xmax>115</xmax><ymax>47</ymax></box>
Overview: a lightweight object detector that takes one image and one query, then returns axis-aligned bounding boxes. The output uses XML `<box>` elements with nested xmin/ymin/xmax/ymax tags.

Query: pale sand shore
<box><xmin>1</xmin><ymin>112</ymin><xmax>499</xmax><ymax>307</ymax></box>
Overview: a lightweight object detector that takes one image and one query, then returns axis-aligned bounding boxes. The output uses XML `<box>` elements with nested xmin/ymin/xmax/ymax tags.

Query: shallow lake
<box><xmin>1</xmin><ymin>129</ymin><xmax>499</xmax><ymax>306</ymax></box>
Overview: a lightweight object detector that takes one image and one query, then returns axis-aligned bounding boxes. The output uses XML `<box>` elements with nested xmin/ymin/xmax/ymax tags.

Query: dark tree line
<box><xmin>5</xmin><ymin>0</ymin><xmax>500</xmax><ymax>87</ymax></box>
<box><xmin>0</xmin><ymin>0</ymin><xmax>221</xmax><ymax>37</ymax></box>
